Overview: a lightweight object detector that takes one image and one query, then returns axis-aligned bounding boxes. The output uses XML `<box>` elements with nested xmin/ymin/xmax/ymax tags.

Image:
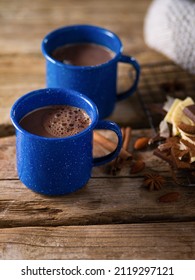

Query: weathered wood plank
<box><xmin>0</xmin><ymin>0</ymin><xmax>154</xmax><ymax>55</ymax></box>
<box><xmin>1</xmin><ymin>222</ymin><xmax>195</xmax><ymax>259</ymax></box>
<box><xmin>0</xmin><ymin>176</ymin><xmax>195</xmax><ymax>228</ymax></box>
<box><xmin>0</xmin><ymin>136</ymin><xmax>17</xmax><ymax>179</ymax></box>
<box><xmin>1</xmin><ymin>132</ymin><xmax>193</xmax><ymax>229</ymax></box>
<box><xmin>0</xmin><ymin>54</ymin><xmax>45</xmax><ymax>129</ymax></box>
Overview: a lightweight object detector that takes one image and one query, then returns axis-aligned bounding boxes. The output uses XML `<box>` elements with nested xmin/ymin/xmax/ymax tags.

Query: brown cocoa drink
<box><xmin>19</xmin><ymin>105</ymin><xmax>91</xmax><ymax>138</ymax></box>
<box><xmin>52</xmin><ymin>43</ymin><xmax>115</xmax><ymax>66</ymax></box>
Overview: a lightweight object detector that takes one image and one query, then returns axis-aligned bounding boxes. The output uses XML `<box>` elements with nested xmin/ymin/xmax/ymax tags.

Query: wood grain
<box><xmin>1</xmin><ymin>222</ymin><xmax>195</xmax><ymax>259</ymax></box>
<box><xmin>1</xmin><ymin>177</ymin><xmax>195</xmax><ymax>228</ymax></box>
<box><xmin>0</xmin><ymin>0</ymin><xmax>154</xmax><ymax>55</ymax></box>
<box><xmin>2</xmin><ymin>130</ymin><xmax>194</xmax><ymax>229</ymax></box>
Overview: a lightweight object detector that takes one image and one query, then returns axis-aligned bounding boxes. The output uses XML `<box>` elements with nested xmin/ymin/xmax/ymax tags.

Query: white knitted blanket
<box><xmin>144</xmin><ymin>0</ymin><xmax>195</xmax><ymax>74</ymax></box>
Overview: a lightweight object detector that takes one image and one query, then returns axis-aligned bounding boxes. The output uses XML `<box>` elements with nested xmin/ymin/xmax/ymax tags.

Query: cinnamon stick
<box><xmin>123</xmin><ymin>127</ymin><xmax>132</xmax><ymax>151</ymax></box>
<box><xmin>108</xmin><ymin>126</ymin><xmax>133</xmax><ymax>175</ymax></box>
<box><xmin>109</xmin><ymin>127</ymin><xmax>126</xmax><ymax>174</ymax></box>
<box><xmin>94</xmin><ymin>131</ymin><xmax>132</xmax><ymax>160</ymax></box>
<box><xmin>114</xmin><ymin>126</ymin><xmax>132</xmax><ymax>166</ymax></box>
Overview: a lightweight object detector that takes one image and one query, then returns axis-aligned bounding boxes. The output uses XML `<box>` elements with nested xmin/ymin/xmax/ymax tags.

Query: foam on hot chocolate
<box><xmin>19</xmin><ymin>105</ymin><xmax>91</xmax><ymax>138</ymax></box>
<box><xmin>43</xmin><ymin>106</ymin><xmax>91</xmax><ymax>137</ymax></box>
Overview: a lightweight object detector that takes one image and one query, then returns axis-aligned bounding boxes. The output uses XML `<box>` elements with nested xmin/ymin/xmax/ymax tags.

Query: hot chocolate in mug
<box><xmin>10</xmin><ymin>88</ymin><xmax>122</xmax><ymax>195</ymax></box>
<box><xmin>41</xmin><ymin>24</ymin><xmax>140</xmax><ymax>119</ymax></box>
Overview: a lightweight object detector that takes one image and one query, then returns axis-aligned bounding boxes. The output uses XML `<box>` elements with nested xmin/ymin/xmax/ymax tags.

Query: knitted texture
<box><xmin>144</xmin><ymin>0</ymin><xmax>195</xmax><ymax>74</ymax></box>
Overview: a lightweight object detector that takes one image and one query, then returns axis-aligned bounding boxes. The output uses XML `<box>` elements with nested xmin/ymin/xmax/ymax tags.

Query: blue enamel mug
<box><xmin>41</xmin><ymin>24</ymin><xmax>140</xmax><ymax>119</ymax></box>
<box><xmin>10</xmin><ymin>88</ymin><xmax>122</xmax><ymax>195</ymax></box>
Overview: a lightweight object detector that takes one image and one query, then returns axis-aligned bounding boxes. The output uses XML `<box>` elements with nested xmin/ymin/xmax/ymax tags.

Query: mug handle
<box><xmin>93</xmin><ymin>120</ymin><xmax>122</xmax><ymax>166</ymax></box>
<box><xmin>116</xmin><ymin>55</ymin><xmax>140</xmax><ymax>102</ymax></box>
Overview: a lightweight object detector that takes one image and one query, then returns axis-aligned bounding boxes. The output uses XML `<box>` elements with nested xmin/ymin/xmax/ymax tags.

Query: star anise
<box><xmin>143</xmin><ymin>173</ymin><xmax>165</xmax><ymax>191</ymax></box>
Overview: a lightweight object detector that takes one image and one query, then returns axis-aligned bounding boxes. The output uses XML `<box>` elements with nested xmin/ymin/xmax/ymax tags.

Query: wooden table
<box><xmin>1</xmin><ymin>0</ymin><xmax>195</xmax><ymax>260</ymax></box>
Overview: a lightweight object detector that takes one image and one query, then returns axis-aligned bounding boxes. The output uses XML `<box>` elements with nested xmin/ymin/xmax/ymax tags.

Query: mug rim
<box><xmin>41</xmin><ymin>24</ymin><xmax>123</xmax><ymax>70</ymax></box>
<box><xmin>10</xmin><ymin>88</ymin><xmax>99</xmax><ymax>141</ymax></box>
